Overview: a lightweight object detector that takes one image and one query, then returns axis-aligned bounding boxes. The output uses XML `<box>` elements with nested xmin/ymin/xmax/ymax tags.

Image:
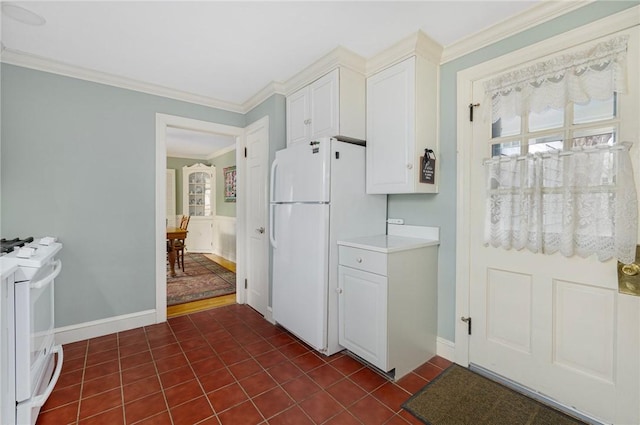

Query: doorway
<box><xmin>155</xmin><ymin>114</ymin><xmax>247</xmax><ymax>323</ymax></box>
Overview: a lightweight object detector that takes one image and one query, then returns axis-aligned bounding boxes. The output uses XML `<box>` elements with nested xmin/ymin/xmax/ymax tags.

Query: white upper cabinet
<box><xmin>286</xmin><ymin>68</ymin><xmax>365</xmax><ymax>146</ymax></box>
<box><xmin>366</xmin><ymin>54</ymin><xmax>439</xmax><ymax>194</ymax></box>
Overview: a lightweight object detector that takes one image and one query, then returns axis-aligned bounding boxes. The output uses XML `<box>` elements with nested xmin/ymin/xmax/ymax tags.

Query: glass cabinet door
<box><xmin>188</xmin><ymin>171</ymin><xmax>212</xmax><ymax>216</ymax></box>
<box><xmin>183</xmin><ymin>164</ymin><xmax>215</xmax><ymax>217</ymax></box>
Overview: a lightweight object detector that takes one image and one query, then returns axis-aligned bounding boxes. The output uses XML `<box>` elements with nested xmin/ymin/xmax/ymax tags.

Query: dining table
<box><xmin>167</xmin><ymin>227</ymin><xmax>187</xmax><ymax>277</ymax></box>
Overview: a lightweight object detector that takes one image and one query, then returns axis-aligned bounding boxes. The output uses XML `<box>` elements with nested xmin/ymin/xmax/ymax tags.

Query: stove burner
<box><xmin>1</xmin><ymin>237</ymin><xmax>34</xmax><ymax>254</ymax></box>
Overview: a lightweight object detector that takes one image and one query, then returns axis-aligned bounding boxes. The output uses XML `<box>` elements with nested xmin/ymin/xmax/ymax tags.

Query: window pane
<box><xmin>528</xmin><ymin>134</ymin><xmax>563</xmax><ymax>154</ymax></box>
<box><xmin>492</xmin><ymin>115</ymin><xmax>521</xmax><ymax>138</ymax></box>
<box><xmin>529</xmin><ymin>107</ymin><xmax>564</xmax><ymax>132</ymax></box>
<box><xmin>491</xmin><ymin>140</ymin><xmax>521</xmax><ymax>157</ymax></box>
<box><xmin>572</xmin><ymin>127</ymin><xmax>616</xmax><ymax>147</ymax></box>
<box><xmin>574</xmin><ymin>95</ymin><xmax>616</xmax><ymax>124</ymax></box>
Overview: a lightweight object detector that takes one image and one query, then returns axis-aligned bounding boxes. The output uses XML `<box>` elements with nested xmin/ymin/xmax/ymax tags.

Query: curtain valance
<box><xmin>484</xmin><ymin>143</ymin><xmax>638</xmax><ymax>264</ymax></box>
<box><xmin>484</xmin><ymin>35</ymin><xmax>629</xmax><ymax>123</ymax></box>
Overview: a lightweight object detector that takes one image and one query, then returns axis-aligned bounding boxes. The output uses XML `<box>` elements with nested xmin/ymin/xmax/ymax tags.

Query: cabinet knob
<box><xmin>336</xmin><ymin>288</ymin><xmax>343</xmax><ymax>294</ymax></box>
<box><xmin>304</xmin><ymin>119</ymin><xmax>311</xmax><ymax>125</ymax></box>
<box><xmin>406</xmin><ymin>163</ymin><xmax>413</xmax><ymax>170</ymax></box>
<box><xmin>356</xmin><ymin>257</ymin><xmax>363</xmax><ymax>263</ymax></box>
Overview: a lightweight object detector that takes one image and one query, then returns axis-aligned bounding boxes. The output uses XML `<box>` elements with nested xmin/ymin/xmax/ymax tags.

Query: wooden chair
<box><xmin>175</xmin><ymin>215</ymin><xmax>190</xmax><ymax>271</ymax></box>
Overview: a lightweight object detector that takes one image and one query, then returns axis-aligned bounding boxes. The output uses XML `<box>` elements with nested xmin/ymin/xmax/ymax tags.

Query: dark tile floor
<box><xmin>36</xmin><ymin>304</ymin><xmax>451</xmax><ymax>425</ymax></box>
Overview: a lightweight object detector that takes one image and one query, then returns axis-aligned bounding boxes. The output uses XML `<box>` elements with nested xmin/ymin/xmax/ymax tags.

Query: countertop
<box><xmin>337</xmin><ymin>234</ymin><xmax>439</xmax><ymax>254</ymax></box>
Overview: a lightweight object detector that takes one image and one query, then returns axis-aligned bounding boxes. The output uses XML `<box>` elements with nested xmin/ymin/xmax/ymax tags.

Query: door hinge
<box><xmin>461</xmin><ymin>316</ymin><xmax>472</xmax><ymax>335</ymax></box>
<box><xmin>244</xmin><ymin>147</ymin><xmax>247</xmax><ymax>158</ymax></box>
<box><xmin>244</xmin><ymin>278</ymin><xmax>248</xmax><ymax>289</ymax></box>
<box><xmin>469</xmin><ymin>103</ymin><xmax>480</xmax><ymax>122</ymax></box>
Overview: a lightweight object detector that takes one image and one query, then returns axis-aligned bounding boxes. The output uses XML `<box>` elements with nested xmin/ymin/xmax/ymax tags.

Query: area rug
<box><xmin>402</xmin><ymin>365</ymin><xmax>586</xmax><ymax>425</ymax></box>
<box><xmin>167</xmin><ymin>253</ymin><xmax>236</xmax><ymax>306</ymax></box>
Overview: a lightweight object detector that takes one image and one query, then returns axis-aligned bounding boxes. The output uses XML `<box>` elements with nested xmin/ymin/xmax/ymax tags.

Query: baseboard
<box><xmin>436</xmin><ymin>337</ymin><xmax>455</xmax><ymax>361</ymax></box>
<box><xmin>264</xmin><ymin>306</ymin><xmax>276</xmax><ymax>324</ymax></box>
<box><xmin>55</xmin><ymin>309</ymin><xmax>158</xmax><ymax>345</ymax></box>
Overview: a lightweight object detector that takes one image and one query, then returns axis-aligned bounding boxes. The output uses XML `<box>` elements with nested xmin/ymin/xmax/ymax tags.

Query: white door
<box><xmin>185</xmin><ymin>218</ymin><xmax>213</xmax><ymax>253</ymax></box>
<box><xmin>465</xmin><ymin>29</ymin><xmax>639</xmax><ymax>424</ymax></box>
<box><xmin>272</xmin><ymin>203</ymin><xmax>329</xmax><ymax>351</ymax></box>
<box><xmin>338</xmin><ymin>265</ymin><xmax>387</xmax><ymax>370</ymax></box>
<box><xmin>286</xmin><ymin>87</ymin><xmax>309</xmax><ymax>146</ymax></box>
<box><xmin>245</xmin><ymin>118</ymin><xmax>269</xmax><ymax>317</ymax></box>
<box><xmin>365</xmin><ymin>57</ymin><xmax>415</xmax><ymax>194</ymax></box>
<box><xmin>309</xmin><ymin>69</ymin><xmax>339</xmax><ymax>140</ymax></box>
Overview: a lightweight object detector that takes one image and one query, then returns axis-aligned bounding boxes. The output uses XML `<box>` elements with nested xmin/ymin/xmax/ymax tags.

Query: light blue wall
<box><xmin>210</xmin><ymin>150</ymin><xmax>238</xmax><ymax>217</ymax></box>
<box><xmin>0</xmin><ymin>64</ymin><xmax>246</xmax><ymax>327</ymax></box>
<box><xmin>388</xmin><ymin>0</ymin><xmax>638</xmax><ymax>342</ymax></box>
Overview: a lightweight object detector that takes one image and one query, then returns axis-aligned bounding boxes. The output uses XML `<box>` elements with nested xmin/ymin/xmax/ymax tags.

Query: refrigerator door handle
<box><xmin>269</xmin><ymin>204</ymin><xmax>277</xmax><ymax>248</ymax></box>
<box><xmin>270</xmin><ymin>158</ymin><xmax>279</xmax><ymax>203</ymax></box>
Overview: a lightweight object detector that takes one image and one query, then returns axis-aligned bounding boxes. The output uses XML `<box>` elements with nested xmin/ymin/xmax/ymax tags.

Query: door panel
<box><xmin>309</xmin><ymin>69</ymin><xmax>338</xmax><ymax>139</ymax></box>
<box><xmin>486</xmin><ymin>268</ymin><xmax>532</xmax><ymax>354</ymax></box>
<box><xmin>338</xmin><ymin>266</ymin><xmax>387</xmax><ymax>369</ymax></box>
<box><xmin>287</xmin><ymin>88</ymin><xmax>309</xmax><ymax>146</ymax></box>
<box><xmin>184</xmin><ymin>218</ymin><xmax>212</xmax><ymax>253</ymax></box>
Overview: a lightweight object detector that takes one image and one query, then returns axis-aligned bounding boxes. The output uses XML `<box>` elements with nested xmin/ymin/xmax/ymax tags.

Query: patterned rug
<box><xmin>167</xmin><ymin>253</ymin><xmax>236</xmax><ymax>306</ymax></box>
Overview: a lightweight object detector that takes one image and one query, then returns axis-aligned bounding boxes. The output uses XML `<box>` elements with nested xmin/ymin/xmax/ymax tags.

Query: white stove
<box><xmin>1</xmin><ymin>237</ymin><xmax>63</xmax><ymax>425</ymax></box>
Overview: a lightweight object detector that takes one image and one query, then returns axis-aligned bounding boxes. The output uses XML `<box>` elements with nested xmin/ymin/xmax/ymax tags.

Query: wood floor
<box><xmin>166</xmin><ymin>253</ymin><xmax>236</xmax><ymax>318</ymax></box>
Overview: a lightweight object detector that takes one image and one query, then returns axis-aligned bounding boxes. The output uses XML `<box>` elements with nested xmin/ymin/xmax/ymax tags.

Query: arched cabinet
<box><xmin>182</xmin><ymin>163</ymin><xmax>215</xmax><ymax>253</ymax></box>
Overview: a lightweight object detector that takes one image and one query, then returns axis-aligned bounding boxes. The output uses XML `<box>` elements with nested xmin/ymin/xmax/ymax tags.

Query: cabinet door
<box><xmin>182</xmin><ymin>164</ymin><xmax>215</xmax><ymax>253</ymax></box>
<box><xmin>338</xmin><ymin>265</ymin><xmax>388</xmax><ymax>370</ymax></box>
<box><xmin>185</xmin><ymin>218</ymin><xmax>213</xmax><ymax>253</ymax></box>
<box><xmin>366</xmin><ymin>57</ymin><xmax>416</xmax><ymax>194</ymax></box>
<box><xmin>286</xmin><ymin>87</ymin><xmax>309</xmax><ymax>146</ymax></box>
<box><xmin>309</xmin><ymin>69</ymin><xmax>339</xmax><ymax>140</ymax></box>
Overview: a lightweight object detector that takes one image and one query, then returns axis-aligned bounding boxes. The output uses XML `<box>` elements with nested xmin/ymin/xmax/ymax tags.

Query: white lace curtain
<box><xmin>484</xmin><ymin>35</ymin><xmax>629</xmax><ymax>123</ymax></box>
<box><xmin>484</xmin><ymin>144</ymin><xmax>638</xmax><ymax>264</ymax></box>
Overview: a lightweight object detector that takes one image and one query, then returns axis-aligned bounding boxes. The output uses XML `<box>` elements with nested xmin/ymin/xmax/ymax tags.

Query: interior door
<box><xmin>466</xmin><ymin>35</ymin><xmax>640</xmax><ymax>423</ymax></box>
<box><xmin>245</xmin><ymin>118</ymin><xmax>269</xmax><ymax>317</ymax></box>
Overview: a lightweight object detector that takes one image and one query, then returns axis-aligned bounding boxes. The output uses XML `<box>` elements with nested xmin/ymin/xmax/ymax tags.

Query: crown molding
<box><xmin>1</xmin><ymin>46</ymin><xmax>246</xmax><ymax>113</ymax></box>
<box><xmin>207</xmin><ymin>143</ymin><xmax>236</xmax><ymax>160</ymax></box>
<box><xmin>282</xmin><ymin>46</ymin><xmax>367</xmax><ymax>96</ymax></box>
<box><xmin>440</xmin><ymin>0</ymin><xmax>595</xmax><ymax>64</ymax></box>
<box><xmin>242</xmin><ymin>80</ymin><xmax>286</xmax><ymax>113</ymax></box>
<box><xmin>366</xmin><ymin>30</ymin><xmax>443</xmax><ymax>76</ymax></box>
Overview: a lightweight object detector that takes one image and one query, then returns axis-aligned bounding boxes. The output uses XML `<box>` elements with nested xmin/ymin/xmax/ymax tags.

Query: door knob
<box><xmin>256</xmin><ymin>227</ymin><xmax>265</xmax><ymax>234</ymax></box>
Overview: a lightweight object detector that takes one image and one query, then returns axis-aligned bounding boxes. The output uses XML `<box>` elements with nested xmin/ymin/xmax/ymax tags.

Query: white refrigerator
<box><xmin>270</xmin><ymin>137</ymin><xmax>386</xmax><ymax>356</ymax></box>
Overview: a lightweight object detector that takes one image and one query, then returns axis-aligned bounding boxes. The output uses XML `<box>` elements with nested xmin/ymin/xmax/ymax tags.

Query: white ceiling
<box><xmin>1</xmin><ymin>0</ymin><xmax>542</xmax><ymax>157</ymax></box>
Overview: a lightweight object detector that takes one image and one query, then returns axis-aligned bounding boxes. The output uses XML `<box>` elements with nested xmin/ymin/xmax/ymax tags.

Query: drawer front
<box><xmin>338</xmin><ymin>246</ymin><xmax>387</xmax><ymax>275</ymax></box>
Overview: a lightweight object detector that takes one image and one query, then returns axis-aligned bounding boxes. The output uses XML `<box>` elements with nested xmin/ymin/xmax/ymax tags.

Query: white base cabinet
<box><xmin>337</xmin><ymin>235</ymin><xmax>438</xmax><ymax>380</ymax></box>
